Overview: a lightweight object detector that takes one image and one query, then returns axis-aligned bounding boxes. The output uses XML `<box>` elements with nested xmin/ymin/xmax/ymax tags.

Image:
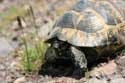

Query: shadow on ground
<box><xmin>38</xmin><ymin>49</ymin><xmax>121</xmax><ymax>80</ymax></box>
<box><xmin>38</xmin><ymin>60</ymin><xmax>85</xmax><ymax>79</ymax></box>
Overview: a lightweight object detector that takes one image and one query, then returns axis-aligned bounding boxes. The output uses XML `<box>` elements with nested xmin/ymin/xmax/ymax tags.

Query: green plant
<box><xmin>85</xmin><ymin>68</ymin><xmax>90</xmax><ymax>82</ymax></box>
<box><xmin>17</xmin><ymin>15</ymin><xmax>48</xmax><ymax>73</ymax></box>
<box><xmin>20</xmin><ymin>40</ymin><xmax>47</xmax><ymax>72</ymax></box>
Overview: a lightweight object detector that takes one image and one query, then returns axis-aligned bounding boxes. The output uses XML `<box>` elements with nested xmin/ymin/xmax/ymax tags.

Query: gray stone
<box><xmin>116</xmin><ymin>55</ymin><xmax>125</xmax><ymax>77</ymax></box>
<box><xmin>0</xmin><ymin>37</ymin><xmax>13</xmax><ymax>56</ymax></box>
<box><xmin>38</xmin><ymin>20</ymin><xmax>53</xmax><ymax>39</ymax></box>
<box><xmin>14</xmin><ymin>76</ymin><xmax>26</xmax><ymax>83</ymax></box>
<box><xmin>110</xmin><ymin>78</ymin><xmax>125</xmax><ymax>83</ymax></box>
<box><xmin>85</xmin><ymin>78</ymin><xmax>107</xmax><ymax>83</ymax></box>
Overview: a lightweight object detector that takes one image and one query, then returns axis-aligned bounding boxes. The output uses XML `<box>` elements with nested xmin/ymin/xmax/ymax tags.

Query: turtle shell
<box><xmin>47</xmin><ymin>0</ymin><xmax>125</xmax><ymax>47</ymax></box>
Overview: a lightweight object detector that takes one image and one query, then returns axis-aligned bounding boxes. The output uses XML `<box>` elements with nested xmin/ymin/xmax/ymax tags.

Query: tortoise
<box><xmin>44</xmin><ymin>0</ymin><xmax>125</xmax><ymax>70</ymax></box>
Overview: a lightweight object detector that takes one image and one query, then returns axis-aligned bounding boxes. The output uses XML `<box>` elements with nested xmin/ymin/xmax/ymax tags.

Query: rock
<box><xmin>45</xmin><ymin>80</ymin><xmax>56</xmax><ymax>83</ymax></box>
<box><xmin>90</xmin><ymin>60</ymin><xmax>117</xmax><ymax>80</ymax></box>
<box><xmin>85</xmin><ymin>78</ymin><xmax>107</xmax><ymax>83</ymax></box>
<box><xmin>110</xmin><ymin>78</ymin><xmax>125</xmax><ymax>83</ymax></box>
<box><xmin>6</xmin><ymin>76</ymin><xmax>15</xmax><ymax>83</ymax></box>
<box><xmin>0</xmin><ymin>64</ymin><xmax>5</xmax><ymax>70</ymax></box>
<box><xmin>38</xmin><ymin>20</ymin><xmax>53</xmax><ymax>40</ymax></box>
<box><xmin>0</xmin><ymin>71</ymin><xmax>6</xmax><ymax>82</ymax></box>
<box><xmin>54</xmin><ymin>77</ymin><xmax>77</xmax><ymax>83</ymax></box>
<box><xmin>9</xmin><ymin>60</ymin><xmax>22</xmax><ymax>70</ymax></box>
<box><xmin>116</xmin><ymin>55</ymin><xmax>125</xmax><ymax>77</ymax></box>
<box><xmin>0</xmin><ymin>37</ymin><xmax>13</xmax><ymax>56</ymax></box>
<box><xmin>14</xmin><ymin>77</ymin><xmax>26</xmax><ymax>83</ymax></box>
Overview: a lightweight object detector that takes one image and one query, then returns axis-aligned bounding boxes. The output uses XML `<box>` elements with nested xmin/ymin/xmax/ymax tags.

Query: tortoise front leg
<box><xmin>71</xmin><ymin>46</ymin><xmax>87</xmax><ymax>69</ymax></box>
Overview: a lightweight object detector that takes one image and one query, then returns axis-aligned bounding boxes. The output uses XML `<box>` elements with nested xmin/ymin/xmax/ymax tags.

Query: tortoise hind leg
<box><xmin>71</xmin><ymin>46</ymin><xmax>87</xmax><ymax>69</ymax></box>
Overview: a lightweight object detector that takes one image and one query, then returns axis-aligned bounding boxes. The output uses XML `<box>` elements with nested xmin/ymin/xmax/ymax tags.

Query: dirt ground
<box><xmin>1</xmin><ymin>0</ymin><xmax>125</xmax><ymax>83</ymax></box>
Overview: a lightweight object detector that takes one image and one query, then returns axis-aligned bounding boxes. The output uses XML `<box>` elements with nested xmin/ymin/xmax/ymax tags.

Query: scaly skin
<box><xmin>45</xmin><ymin>0</ymin><xmax>125</xmax><ymax>69</ymax></box>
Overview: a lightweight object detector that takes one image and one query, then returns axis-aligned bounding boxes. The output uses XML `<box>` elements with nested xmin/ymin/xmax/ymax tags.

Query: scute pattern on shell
<box><xmin>48</xmin><ymin>0</ymin><xmax>125</xmax><ymax>47</ymax></box>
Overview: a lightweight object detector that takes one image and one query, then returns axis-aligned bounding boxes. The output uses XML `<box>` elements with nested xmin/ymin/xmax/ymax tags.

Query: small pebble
<box><xmin>14</xmin><ymin>76</ymin><xmax>26</xmax><ymax>83</ymax></box>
